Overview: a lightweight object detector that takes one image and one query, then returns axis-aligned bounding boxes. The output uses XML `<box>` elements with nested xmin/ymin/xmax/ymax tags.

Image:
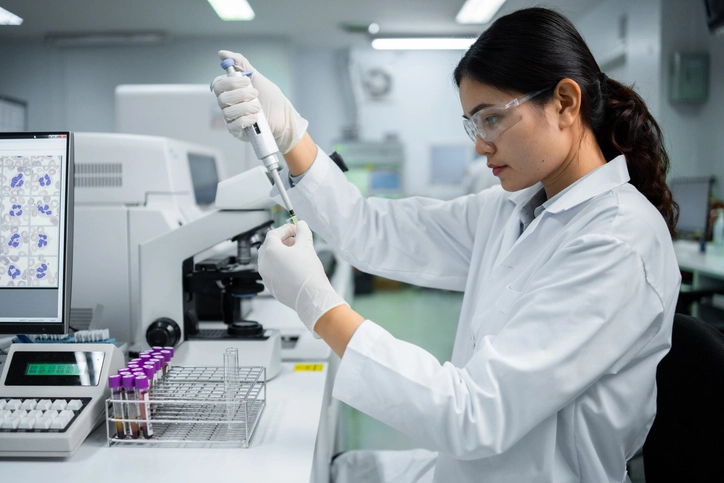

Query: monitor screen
<box><xmin>187</xmin><ymin>152</ymin><xmax>219</xmax><ymax>206</ymax></box>
<box><xmin>0</xmin><ymin>132</ymin><xmax>74</xmax><ymax>334</ymax></box>
<box><xmin>670</xmin><ymin>176</ymin><xmax>713</xmax><ymax>237</ymax></box>
<box><xmin>369</xmin><ymin>169</ymin><xmax>401</xmax><ymax>193</ymax></box>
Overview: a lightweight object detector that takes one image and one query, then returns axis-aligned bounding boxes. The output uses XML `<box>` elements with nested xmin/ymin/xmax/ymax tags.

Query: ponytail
<box><xmin>595</xmin><ymin>75</ymin><xmax>679</xmax><ymax>237</ymax></box>
<box><xmin>454</xmin><ymin>7</ymin><xmax>679</xmax><ymax>237</ymax></box>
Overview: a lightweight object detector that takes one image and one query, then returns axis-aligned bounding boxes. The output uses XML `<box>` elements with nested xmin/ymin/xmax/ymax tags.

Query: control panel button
<box><xmin>66</xmin><ymin>399</ymin><xmax>83</xmax><ymax>410</ymax></box>
<box><xmin>50</xmin><ymin>399</ymin><xmax>68</xmax><ymax>410</ymax></box>
<box><xmin>5</xmin><ymin>399</ymin><xmax>22</xmax><ymax>410</ymax></box>
<box><xmin>36</xmin><ymin>399</ymin><xmax>52</xmax><ymax>411</ymax></box>
<box><xmin>20</xmin><ymin>399</ymin><xmax>38</xmax><ymax>410</ymax></box>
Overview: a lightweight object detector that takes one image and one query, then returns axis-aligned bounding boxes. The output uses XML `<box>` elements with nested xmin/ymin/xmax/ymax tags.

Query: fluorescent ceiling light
<box><xmin>372</xmin><ymin>38</ymin><xmax>476</xmax><ymax>50</ymax></box>
<box><xmin>207</xmin><ymin>0</ymin><xmax>255</xmax><ymax>21</ymax></box>
<box><xmin>456</xmin><ymin>0</ymin><xmax>506</xmax><ymax>24</ymax></box>
<box><xmin>0</xmin><ymin>6</ymin><xmax>23</xmax><ymax>25</ymax></box>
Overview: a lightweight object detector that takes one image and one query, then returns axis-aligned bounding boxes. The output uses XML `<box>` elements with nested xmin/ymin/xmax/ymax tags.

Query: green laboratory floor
<box><xmin>338</xmin><ymin>279</ymin><xmax>647</xmax><ymax>482</ymax></box>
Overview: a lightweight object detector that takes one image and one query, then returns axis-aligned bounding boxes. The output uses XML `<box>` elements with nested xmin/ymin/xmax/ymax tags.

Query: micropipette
<box><xmin>221</xmin><ymin>58</ymin><xmax>299</xmax><ymax>225</ymax></box>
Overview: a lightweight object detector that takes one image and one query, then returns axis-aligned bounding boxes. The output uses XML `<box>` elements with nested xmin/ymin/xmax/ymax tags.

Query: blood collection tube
<box><xmin>121</xmin><ymin>374</ymin><xmax>140</xmax><ymax>439</ymax></box>
<box><xmin>142</xmin><ymin>365</ymin><xmax>155</xmax><ymax>390</ymax></box>
<box><xmin>108</xmin><ymin>375</ymin><xmax>125</xmax><ymax>439</ymax></box>
<box><xmin>152</xmin><ymin>356</ymin><xmax>168</xmax><ymax>377</ymax></box>
<box><xmin>160</xmin><ymin>350</ymin><xmax>172</xmax><ymax>371</ymax></box>
<box><xmin>163</xmin><ymin>346</ymin><xmax>175</xmax><ymax>358</ymax></box>
<box><xmin>135</xmin><ymin>375</ymin><xmax>153</xmax><ymax>439</ymax></box>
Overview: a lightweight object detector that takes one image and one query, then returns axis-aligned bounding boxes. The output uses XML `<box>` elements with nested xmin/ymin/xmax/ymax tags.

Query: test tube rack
<box><xmin>105</xmin><ymin>366</ymin><xmax>266</xmax><ymax>448</ymax></box>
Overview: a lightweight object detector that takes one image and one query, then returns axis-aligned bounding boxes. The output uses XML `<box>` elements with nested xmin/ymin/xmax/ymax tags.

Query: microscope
<box><xmin>138</xmin><ymin>167</ymin><xmax>282</xmax><ymax>378</ymax></box>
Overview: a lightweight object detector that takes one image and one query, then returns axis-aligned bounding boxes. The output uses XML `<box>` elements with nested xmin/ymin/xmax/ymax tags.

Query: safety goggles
<box><xmin>462</xmin><ymin>89</ymin><xmax>548</xmax><ymax>143</ymax></box>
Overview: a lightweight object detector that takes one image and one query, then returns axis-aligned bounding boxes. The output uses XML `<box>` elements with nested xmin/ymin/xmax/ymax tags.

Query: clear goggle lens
<box><xmin>463</xmin><ymin>88</ymin><xmax>548</xmax><ymax>143</ymax></box>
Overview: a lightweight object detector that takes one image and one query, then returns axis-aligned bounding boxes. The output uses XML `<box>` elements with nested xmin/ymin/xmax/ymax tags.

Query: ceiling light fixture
<box><xmin>207</xmin><ymin>0</ymin><xmax>255</xmax><ymax>21</ymax></box>
<box><xmin>371</xmin><ymin>37</ymin><xmax>476</xmax><ymax>50</ymax></box>
<box><xmin>0</xmin><ymin>6</ymin><xmax>23</xmax><ymax>25</ymax></box>
<box><xmin>456</xmin><ymin>0</ymin><xmax>506</xmax><ymax>24</ymax></box>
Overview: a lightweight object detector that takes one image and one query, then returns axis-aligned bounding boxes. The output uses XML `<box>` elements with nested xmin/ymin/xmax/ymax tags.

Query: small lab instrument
<box><xmin>0</xmin><ymin>343</ymin><xmax>124</xmax><ymax>457</ymax></box>
<box><xmin>137</xmin><ymin>173</ymin><xmax>281</xmax><ymax>378</ymax></box>
<box><xmin>221</xmin><ymin>58</ymin><xmax>299</xmax><ymax>225</ymax></box>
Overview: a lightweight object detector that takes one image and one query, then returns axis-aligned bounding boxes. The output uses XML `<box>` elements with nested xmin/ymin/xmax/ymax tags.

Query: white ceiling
<box><xmin>0</xmin><ymin>0</ymin><xmax>602</xmax><ymax>49</ymax></box>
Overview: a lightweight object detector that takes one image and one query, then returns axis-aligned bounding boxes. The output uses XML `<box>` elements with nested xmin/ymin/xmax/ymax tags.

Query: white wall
<box><xmin>0</xmin><ymin>37</ymin><xmax>293</xmax><ymax>133</ymax></box>
<box><xmin>660</xmin><ymin>0</ymin><xmax>724</xmax><ymax>191</ymax></box>
<box><xmin>294</xmin><ymin>47</ymin><xmax>474</xmax><ymax>197</ymax></box>
<box><xmin>575</xmin><ymin>0</ymin><xmax>724</xmax><ymax>196</ymax></box>
<box><xmin>575</xmin><ymin>0</ymin><xmax>663</xmax><ymax>117</ymax></box>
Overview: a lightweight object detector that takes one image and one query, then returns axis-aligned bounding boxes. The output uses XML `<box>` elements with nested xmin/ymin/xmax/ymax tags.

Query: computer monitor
<box><xmin>670</xmin><ymin>176</ymin><xmax>713</xmax><ymax>238</ymax></box>
<box><xmin>0</xmin><ymin>132</ymin><xmax>74</xmax><ymax>335</ymax></box>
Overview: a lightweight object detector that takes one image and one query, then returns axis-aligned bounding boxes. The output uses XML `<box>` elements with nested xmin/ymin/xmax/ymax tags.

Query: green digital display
<box><xmin>25</xmin><ymin>363</ymin><xmax>82</xmax><ymax>376</ymax></box>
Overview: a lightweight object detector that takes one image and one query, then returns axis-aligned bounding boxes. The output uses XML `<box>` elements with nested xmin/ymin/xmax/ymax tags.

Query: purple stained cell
<box><xmin>11</xmin><ymin>173</ymin><xmax>24</xmax><ymax>188</ymax></box>
<box><xmin>8</xmin><ymin>265</ymin><xmax>21</xmax><ymax>279</ymax></box>
<box><xmin>8</xmin><ymin>234</ymin><xmax>20</xmax><ymax>248</ymax></box>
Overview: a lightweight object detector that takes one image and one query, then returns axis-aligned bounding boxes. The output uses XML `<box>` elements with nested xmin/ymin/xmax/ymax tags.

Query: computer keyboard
<box><xmin>0</xmin><ymin>397</ymin><xmax>91</xmax><ymax>431</ymax></box>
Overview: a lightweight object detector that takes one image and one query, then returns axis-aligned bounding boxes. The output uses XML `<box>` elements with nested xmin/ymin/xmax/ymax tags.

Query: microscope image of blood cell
<box><xmin>1</xmin><ymin>154</ymin><xmax>63</xmax><ymax>288</ymax></box>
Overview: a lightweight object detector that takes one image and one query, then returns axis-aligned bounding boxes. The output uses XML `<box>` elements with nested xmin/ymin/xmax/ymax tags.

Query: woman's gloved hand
<box><xmin>210</xmin><ymin>50</ymin><xmax>308</xmax><ymax>154</ymax></box>
<box><xmin>258</xmin><ymin>221</ymin><xmax>348</xmax><ymax>336</ymax></box>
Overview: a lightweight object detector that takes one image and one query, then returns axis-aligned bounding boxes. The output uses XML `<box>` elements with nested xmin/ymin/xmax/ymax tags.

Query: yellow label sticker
<box><xmin>294</xmin><ymin>363</ymin><xmax>324</xmax><ymax>372</ymax></box>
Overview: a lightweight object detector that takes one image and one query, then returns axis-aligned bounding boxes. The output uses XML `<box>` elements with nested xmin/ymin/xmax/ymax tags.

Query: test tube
<box><xmin>152</xmin><ymin>356</ymin><xmax>167</xmax><ymax>377</ymax></box>
<box><xmin>108</xmin><ymin>375</ymin><xmax>125</xmax><ymax>439</ymax></box>
<box><xmin>135</xmin><ymin>375</ymin><xmax>153</xmax><ymax>439</ymax></box>
<box><xmin>163</xmin><ymin>346</ymin><xmax>175</xmax><ymax>358</ymax></box>
<box><xmin>142</xmin><ymin>365</ymin><xmax>155</xmax><ymax>390</ymax></box>
<box><xmin>224</xmin><ymin>347</ymin><xmax>239</xmax><ymax>426</ymax></box>
<box><xmin>121</xmin><ymin>374</ymin><xmax>140</xmax><ymax>439</ymax></box>
<box><xmin>160</xmin><ymin>349</ymin><xmax>173</xmax><ymax>368</ymax></box>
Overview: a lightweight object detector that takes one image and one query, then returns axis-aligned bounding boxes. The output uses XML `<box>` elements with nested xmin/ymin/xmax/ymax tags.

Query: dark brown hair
<box><xmin>454</xmin><ymin>7</ymin><xmax>678</xmax><ymax>236</ymax></box>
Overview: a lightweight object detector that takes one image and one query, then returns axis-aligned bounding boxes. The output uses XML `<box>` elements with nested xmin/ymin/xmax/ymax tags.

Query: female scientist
<box><xmin>212</xmin><ymin>7</ymin><xmax>681</xmax><ymax>482</ymax></box>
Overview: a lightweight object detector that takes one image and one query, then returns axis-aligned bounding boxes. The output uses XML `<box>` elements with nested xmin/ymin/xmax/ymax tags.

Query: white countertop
<box><xmin>0</xmin><ymin>361</ymin><xmax>332</xmax><ymax>483</ymax></box>
<box><xmin>674</xmin><ymin>239</ymin><xmax>724</xmax><ymax>279</ymax></box>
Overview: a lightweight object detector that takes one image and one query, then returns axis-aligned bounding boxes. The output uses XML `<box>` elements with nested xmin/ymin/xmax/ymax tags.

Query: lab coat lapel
<box><xmin>492</xmin><ymin>185</ymin><xmax>539</xmax><ymax>270</ymax></box>
<box><xmin>491</xmin><ymin>156</ymin><xmax>630</xmax><ymax>271</ymax></box>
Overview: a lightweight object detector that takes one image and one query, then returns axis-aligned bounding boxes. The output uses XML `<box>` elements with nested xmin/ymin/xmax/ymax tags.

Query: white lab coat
<box><xmin>275</xmin><ymin>151</ymin><xmax>681</xmax><ymax>483</ymax></box>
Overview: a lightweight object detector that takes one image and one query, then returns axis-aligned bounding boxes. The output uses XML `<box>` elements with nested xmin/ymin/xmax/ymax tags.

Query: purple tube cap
<box><xmin>121</xmin><ymin>374</ymin><xmax>136</xmax><ymax>389</ymax></box>
<box><xmin>108</xmin><ymin>374</ymin><xmax>122</xmax><ymax>388</ymax></box>
<box><xmin>118</xmin><ymin>368</ymin><xmax>132</xmax><ymax>375</ymax></box>
<box><xmin>142</xmin><ymin>365</ymin><xmax>155</xmax><ymax>378</ymax></box>
<box><xmin>134</xmin><ymin>375</ymin><xmax>149</xmax><ymax>390</ymax></box>
<box><xmin>151</xmin><ymin>358</ymin><xmax>163</xmax><ymax>371</ymax></box>
<box><xmin>163</xmin><ymin>346</ymin><xmax>175</xmax><ymax>357</ymax></box>
<box><xmin>159</xmin><ymin>350</ymin><xmax>172</xmax><ymax>362</ymax></box>
<box><xmin>130</xmin><ymin>367</ymin><xmax>145</xmax><ymax>373</ymax></box>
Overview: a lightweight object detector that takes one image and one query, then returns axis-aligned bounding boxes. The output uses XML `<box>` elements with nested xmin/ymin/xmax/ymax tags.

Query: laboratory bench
<box><xmin>0</xmin><ymin>360</ymin><xmax>336</xmax><ymax>483</ymax></box>
<box><xmin>0</xmin><ymin>255</ymin><xmax>353</xmax><ymax>482</ymax></box>
<box><xmin>674</xmin><ymin>240</ymin><xmax>724</xmax><ymax>326</ymax></box>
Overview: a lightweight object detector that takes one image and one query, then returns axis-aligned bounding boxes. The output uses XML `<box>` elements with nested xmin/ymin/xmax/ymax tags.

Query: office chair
<box><xmin>642</xmin><ymin>313</ymin><xmax>724</xmax><ymax>482</ymax></box>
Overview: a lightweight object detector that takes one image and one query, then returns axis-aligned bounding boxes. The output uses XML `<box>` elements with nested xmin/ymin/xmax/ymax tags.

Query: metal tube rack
<box><xmin>105</xmin><ymin>366</ymin><xmax>265</xmax><ymax>448</ymax></box>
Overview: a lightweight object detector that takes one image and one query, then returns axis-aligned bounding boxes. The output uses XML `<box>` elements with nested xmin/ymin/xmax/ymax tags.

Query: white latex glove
<box><xmin>210</xmin><ymin>50</ymin><xmax>308</xmax><ymax>154</ymax></box>
<box><xmin>258</xmin><ymin>221</ymin><xmax>348</xmax><ymax>336</ymax></box>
